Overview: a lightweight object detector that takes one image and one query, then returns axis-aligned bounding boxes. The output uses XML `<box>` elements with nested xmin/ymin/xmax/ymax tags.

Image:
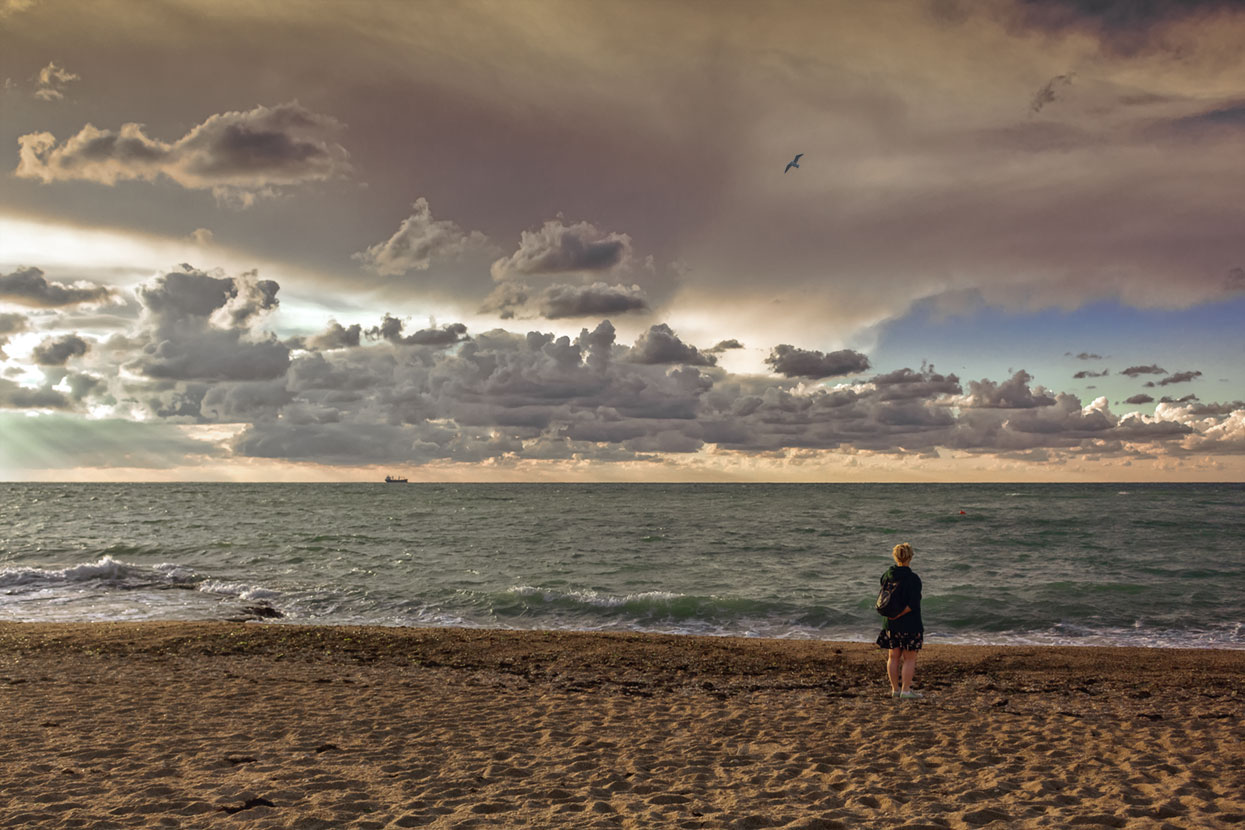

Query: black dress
<box><xmin>875</xmin><ymin>564</ymin><xmax>924</xmax><ymax>651</ymax></box>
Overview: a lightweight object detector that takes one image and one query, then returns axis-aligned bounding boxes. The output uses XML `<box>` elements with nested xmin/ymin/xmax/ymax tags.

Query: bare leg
<box><xmin>887</xmin><ymin>648</ymin><xmax>902</xmax><ymax>692</ymax></box>
<box><xmin>900</xmin><ymin>650</ymin><xmax>917</xmax><ymax>692</ymax></box>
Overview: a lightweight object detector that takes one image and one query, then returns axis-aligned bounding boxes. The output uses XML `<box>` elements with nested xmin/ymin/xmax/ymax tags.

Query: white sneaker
<box><xmin>899</xmin><ymin>690</ymin><xmax>923</xmax><ymax>700</ymax></box>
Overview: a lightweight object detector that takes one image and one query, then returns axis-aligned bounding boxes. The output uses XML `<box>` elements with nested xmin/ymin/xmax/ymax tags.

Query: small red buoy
<box><xmin>959</xmin><ymin>510</ymin><xmax>966</xmax><ymax>515</ymax></box>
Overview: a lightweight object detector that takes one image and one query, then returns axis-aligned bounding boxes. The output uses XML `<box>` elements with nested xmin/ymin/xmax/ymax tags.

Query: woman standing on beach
<box><xmin>877</xmin><ymin>542</ymin><xmax>923</xmax><ymax>699</ymax></box>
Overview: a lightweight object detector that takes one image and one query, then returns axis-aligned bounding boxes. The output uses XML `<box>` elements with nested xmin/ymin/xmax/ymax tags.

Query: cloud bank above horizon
<box><xmin>1</xmin><ymin>0</ymin><xmax>1242</xmax><ymax>480</ymax></box>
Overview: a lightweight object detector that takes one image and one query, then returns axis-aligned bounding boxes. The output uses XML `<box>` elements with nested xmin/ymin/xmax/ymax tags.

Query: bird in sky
<box><xmin>784</xmin><ymin>153</ymin><xmax>803</xmax><ymax>173</ymax></box>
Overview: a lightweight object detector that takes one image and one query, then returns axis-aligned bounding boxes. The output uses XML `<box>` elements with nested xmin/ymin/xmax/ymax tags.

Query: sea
<box><xmin>1</xmin><ymin>483</ymin><xmax>1241</xmax><ymax>649</ymax></box>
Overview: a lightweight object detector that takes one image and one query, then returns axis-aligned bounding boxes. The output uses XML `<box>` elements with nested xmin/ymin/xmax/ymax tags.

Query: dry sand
<box><xmin>1</xmin><ymin>622</ymin><xmax>1241</xmax><ymax>829</ymax></box>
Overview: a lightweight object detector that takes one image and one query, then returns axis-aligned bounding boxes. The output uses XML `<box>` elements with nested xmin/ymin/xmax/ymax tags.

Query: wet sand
<box><xmin>1</xmin><ymin>622</ymin><xmax>1241</xmax><ymax>829</ymax></box>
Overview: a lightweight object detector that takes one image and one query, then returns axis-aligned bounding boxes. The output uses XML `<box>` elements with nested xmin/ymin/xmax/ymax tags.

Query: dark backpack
<box><xmin>876</xmin><ymin>572</ymin><xmax>906</xmax><ymax>617</ymax></box>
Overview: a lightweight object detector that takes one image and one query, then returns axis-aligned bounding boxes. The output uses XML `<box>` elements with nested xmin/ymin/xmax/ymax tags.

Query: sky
<box><xmin>1</xmin><ymin>0</ymin><xmax>1242</xmax><ymax>482</ymax></box>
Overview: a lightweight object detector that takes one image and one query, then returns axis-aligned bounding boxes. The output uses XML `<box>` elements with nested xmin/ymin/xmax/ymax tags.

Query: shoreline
<box><xmin>3</xmin><ymin>614</ymin><xmax>1240</xmax><ymax>652</ymax></box>
<box><xmin>3</xmin><ymin>619</ymin><xmax>1244</xmax><ymax>670</ymax></box>
<box><xmin>3</xmin><ymin>622</ymin><xmax>1242</xmax><ymax>828</ymax></box>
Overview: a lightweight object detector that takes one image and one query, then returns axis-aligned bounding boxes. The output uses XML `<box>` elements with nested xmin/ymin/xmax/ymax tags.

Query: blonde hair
<box><xmin>892</xmin><ymin>543</ymin><xmax>914</xmax><ymax>565</ymax></box>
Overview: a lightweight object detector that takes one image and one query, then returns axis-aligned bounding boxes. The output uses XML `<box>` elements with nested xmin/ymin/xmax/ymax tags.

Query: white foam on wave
<box><xmin>198</xmin><ymin>580</ymin><xmax>283</xmax><ymax>602</ymax></box>
<box><xmin>508</xmin><ymin>585</ymin><xmax>683</xmax><ymax>608</ymax></box>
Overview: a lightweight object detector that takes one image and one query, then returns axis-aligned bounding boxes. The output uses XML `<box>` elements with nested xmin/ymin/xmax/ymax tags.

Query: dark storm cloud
<box><xmin>0</xmin><ymin>266</ymin><xmax>117</xmax><ymax>307</ymax></box>
<box><xmin>1157</xmin><ymin>370</ymin><xmax>1203</xmax><ymax>386</ymax></box>
<box><xmin>1125</xmin><ymin>393</ymin><xmax>1155</xmax><ymax>404</ymax></box>
<box><xmin>0</xmin><ymin>313</ymin><xmax>28</xmax><ymax>335</ymax></box>
<box><xmin>33</xmin><ymin>61</ymin><xmax>78</xmax><ymax>101</ymax></box>
<box><xmin>354</xmin><ymin>198</ymin><xmax>491</xmax><ymax>276</ymax></box>
<box><xmin>63</xmin><ymin>371</ymin><xmax>102</xmax><ymax>401</ymax></box>
<box><xmin>233</xmin><ymin>422</ymin><xmax>415</xmax><ymax>464</ymax></box>
<box><xmin>0</xmin><ymin>312</ymin><xmax>28</xmax><ymax>359</ymax></box>
<box><xmin>491</xmin><ymin>219</ymin><xmax>632</xmax><ymax>280</ymax></box>
<box><xmin>15</xmin><ymin>102</ymin><xmax>350</xmax><ymax>204</ymax></box>
<box><xmin>31</xmin><ymin>333</ymin><xmax>88</xmax><ymax>365</ymax></box>
<box><xmin>1068</xmin><ymin>352</ymin><xmax>1104</xmax><ymax>360</ymax></box>
<box><xmin>709</xmin><ymin>339</ymin><xmax>744</xmax><ymax>352</ymax></box>
<box><xmin>126</xmin><ymin>266</ymin><xmax>289</xmax><ymax>382</ymax></box>
<box><xmin>1030</xmin><ymin>73</ymin><xmax>1074</xmax><ymax>114</ymax></box>
<box><xmin>136</xmin><ymin>267</ymin><xmax>236</xmax><ymax>320</ymax></box>
<box><xmin>0</xmin><ymin>377</ymin><xmax>70</xmax><ymax>409</ymax></box>
<box><xmin>406</xmin><ymin>322</ymin><xmax>469</xmax><ymax>347</ymax></box>
<box><xmin>479</xmin><ymin>282</ymin><xmax>529</xmax><ymax>320</ymax></box>
<box><xmin>628</xmin><ymin>324</ymin><xmax>715</xmax><ymax>367</ymax></box>
<box><xmin>1121</xmin><ymin>364</ymin><xmax>1167</xmax><ymax>377</ymax></box>
<box><xmin>538</xmin><ymin>282</ymin><xmax>649</xmax><ymax>319</ymax></box>
<box><xmin>1159</xmin><ymin>394</ymin><xmax>1198</xmax><ymax>404</ymax></box>
<box><xmin>135</xmin><ymin>382</ymin><xmax>209</xmax><ymax>421</ymax></box>
<box><xmin>364</xmin><ymin>314</ymin><xmax>469</xmax><ymax>347</ymax></box>
<box><xmin>765</xmin><ymin>345</ymin><xmax>871</xmax><ymax>380</ymax></box>
<box><xmin>960</xmin><ymin>371</ymin><xmax>1056</xmax><ymax>408</ymax></box>
<box><xmin>365</xmin><ymin>313</ymin><xmax>404</xmax><ymax>343</ymax></box>
<box><xmin>200</xmin><ymin>379</ymin><xmax>293</xmax><ymax>421</ymax></box>
<box><xmin>304</xmin><ymin>321</ymin><xmax>362</xmax><ymax>351</ymax></box>
<box><xmin>133</xmin><ymin>330</ymin><xmax>289</xmax><ymax>382</ymax></box>
<box><xmin>1073</xmin><ymin>369</ymin><xmax>1108</xmax><ymax>378</ymax></box>
<box><xmin>136</xmin><ymin>265</ymin><xmax>278</xmax><ymax>328</ymax></box>
<box><xmin>870</xmin><ymin>367</ymin><xmax>962</xmax><ymax>400</ymax></box>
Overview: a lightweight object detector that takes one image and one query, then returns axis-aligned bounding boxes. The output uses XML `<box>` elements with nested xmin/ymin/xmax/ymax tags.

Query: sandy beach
<box><xmin>1</xmin><ymin>623</ymin><xmax>1241</xmax><ymax>829</ymax></box>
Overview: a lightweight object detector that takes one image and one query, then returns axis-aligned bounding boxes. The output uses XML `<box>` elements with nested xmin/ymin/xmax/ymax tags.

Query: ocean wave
<box><xmin>500</xmin><ymin>585</ymin><xmax>767</xmax><ymax>618</ymax></box>
<box><xmin>938</xmin><ymin>621</ymin><xmax>1244</xmax><ymax>650</ymax></box>
<box><xmin>0</xmin><ymin>555</ymin><xmax>200</xmax><ymax>593</ymax></box>
<box><xmin>198</xmin><ymin>580</ymin><xmax>284</xmax><ymax>602</ymax></box>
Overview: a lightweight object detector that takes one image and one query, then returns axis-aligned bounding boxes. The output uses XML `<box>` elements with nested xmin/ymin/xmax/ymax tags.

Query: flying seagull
<box><xmin>784</xmin><ymin>153</ymin><xmax>803</xmax><ymax>173</ymax></box>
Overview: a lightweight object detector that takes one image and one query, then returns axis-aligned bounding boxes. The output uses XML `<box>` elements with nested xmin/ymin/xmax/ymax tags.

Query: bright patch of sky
<box><xmin>872</xmin><ymin>297</ymin><xmax>1245</xmax><ymax>411</ymax></box>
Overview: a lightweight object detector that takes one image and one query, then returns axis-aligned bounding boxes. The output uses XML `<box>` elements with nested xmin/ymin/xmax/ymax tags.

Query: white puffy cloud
<box><xmin>959</xmin><ymin>371</ymin><xmax>1057</xmax><ymax>409</ymax></box>
<box><xmin>33</xmin><ymin>61</ymin><xmax>78</xmax><ymax>101</ymax></box>
<box><xmin>354</xmin><ymin>198</ymin><xmax>492</xmax><ymax>275</ymax></box>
